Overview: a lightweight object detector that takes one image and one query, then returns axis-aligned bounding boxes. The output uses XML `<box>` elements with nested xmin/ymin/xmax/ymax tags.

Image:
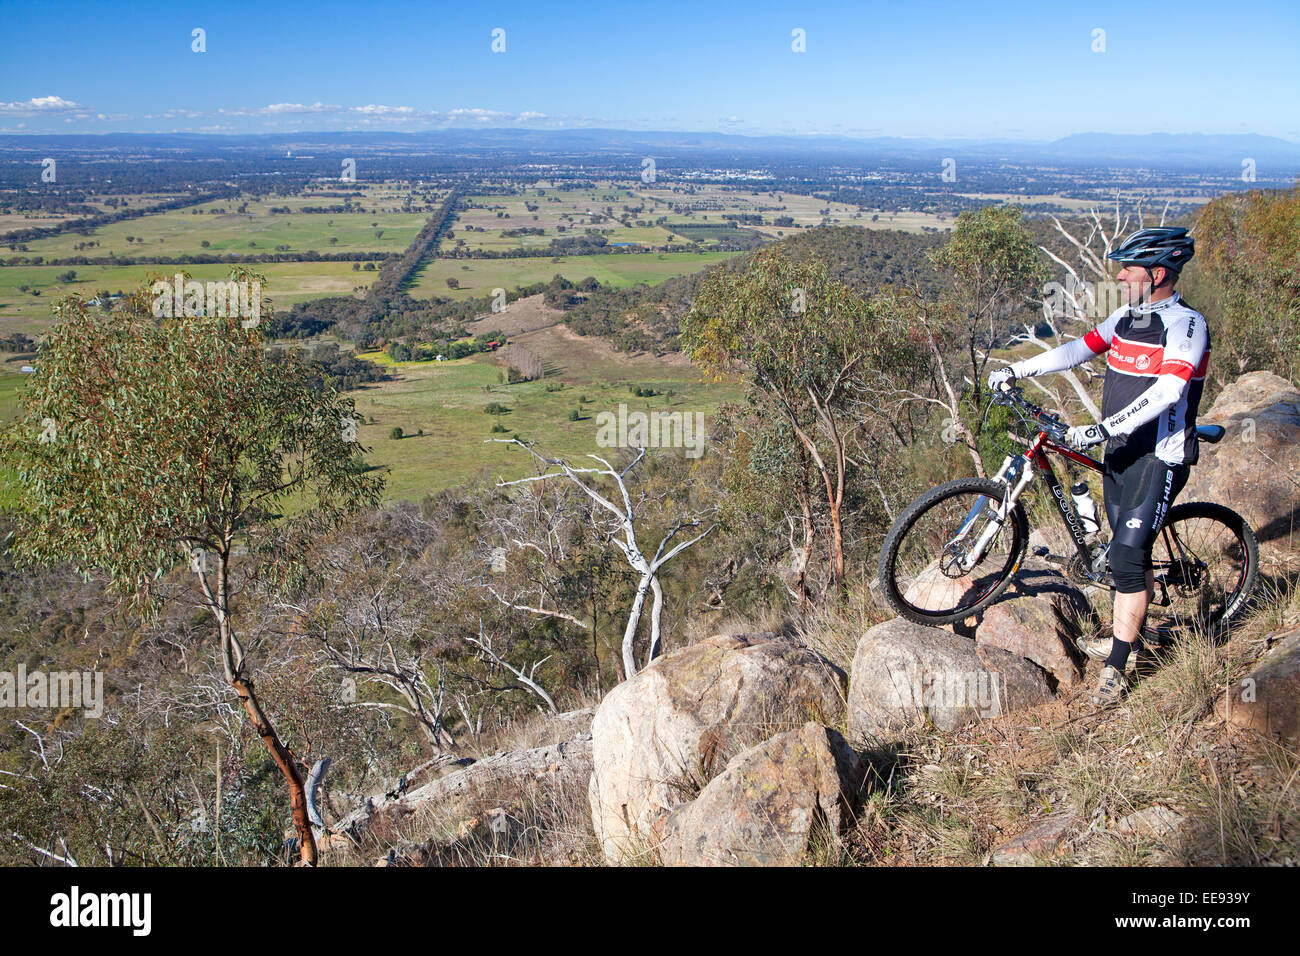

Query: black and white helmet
<box><xmin>1107</xmin><ymin>227</ymin><xmax>1195</xmax><ymax>274</ymax></box>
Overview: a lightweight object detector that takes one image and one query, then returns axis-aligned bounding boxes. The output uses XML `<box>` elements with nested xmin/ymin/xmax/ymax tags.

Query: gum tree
<box><xmin>926</xmin><ymin>204</ymin><xmax>1046</xmax><ymax>475</ymax></box>
<box><xmin>1</xmin><ymin>275</ymin><xmax>383</xmax><ymax>865</ymax></box>
<box><xmin>682</xmin><ymin>248</ymin><xmax>907</xmax><ymax>594</ymax></box>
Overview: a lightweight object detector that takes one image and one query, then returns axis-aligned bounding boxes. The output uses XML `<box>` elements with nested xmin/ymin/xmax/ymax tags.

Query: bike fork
<box><xmin>954</xmin><ymin>455</ymin><xmax>1033</xmax><ymax>572</ymax></box>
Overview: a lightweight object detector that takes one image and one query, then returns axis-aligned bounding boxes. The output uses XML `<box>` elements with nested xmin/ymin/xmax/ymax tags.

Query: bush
<box><xmin>389</xmin><ymin>426</ymin><xmax>403</xmax><ymax>440</ymax></box>
<box><xmin>490</xmin><ymin>423</ymin><xmax>509</xmax><ymax>433</ymax></box>
<box><xmin>568</xmin><ymin>409</ymin><xmax>581</xmax><ymax>421</ymax></box>
<box><xmin>485</xmin><ymin>402</ymin><xmax>510</xmax><ymax>415</ymax></box>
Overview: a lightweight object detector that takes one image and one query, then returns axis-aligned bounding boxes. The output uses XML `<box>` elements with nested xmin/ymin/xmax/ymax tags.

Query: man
<box><xmin>988</xmin><ymin>226</ymin><xmax>1208</xmax><ymax>708</ymax></box>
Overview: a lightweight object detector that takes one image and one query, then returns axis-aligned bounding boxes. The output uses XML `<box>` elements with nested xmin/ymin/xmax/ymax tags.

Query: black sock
<box><xmin>1104</xmin><ymin>638</ymin><xmax>1133</xmax><ymax>671</ymax></box>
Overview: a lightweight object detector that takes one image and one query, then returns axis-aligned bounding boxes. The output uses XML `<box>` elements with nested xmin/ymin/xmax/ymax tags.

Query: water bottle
<box><xmin>1071</xmin><ymin>482</ymin><xmax>1101</xmax><ymax>535</ymax></box>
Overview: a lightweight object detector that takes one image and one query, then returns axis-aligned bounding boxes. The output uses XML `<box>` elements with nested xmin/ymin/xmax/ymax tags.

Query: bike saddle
<box><xmin>1195</xmin><ymin>424</ymin><xmax>1226</xmax><ymax>444</ymax></box>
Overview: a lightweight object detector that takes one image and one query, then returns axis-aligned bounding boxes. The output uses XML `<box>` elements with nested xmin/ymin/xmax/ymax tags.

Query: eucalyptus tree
<box><xmin>2</xmin><ymin>273</ymin><xmax>383</xmax><ymax>865</ymax></box>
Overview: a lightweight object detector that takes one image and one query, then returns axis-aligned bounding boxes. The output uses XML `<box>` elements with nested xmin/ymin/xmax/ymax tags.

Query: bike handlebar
<box><xmin>992</xmin><ymin>385</ymin><xmax>1070</xmax><ymax>442</ymax></box>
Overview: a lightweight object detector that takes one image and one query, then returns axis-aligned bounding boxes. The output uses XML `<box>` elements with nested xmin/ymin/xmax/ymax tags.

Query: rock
<box><xmin>966</xmin><ymin>557</ymin><xmax>1092</xmax><ymax>688</ymax></box>
<box><xmin>990</xmin><ymin>812</ymin><xmax>1076</xmax><ymax>865</ymax></box>
<box><xmin>1114</xmin><ymin>804</ymin><xmax>1185</xmax><ymax>837</ymax></box>
<box><xmin>336</xmin><ymin>736</ymin><xmax>591</xmax><ymax>842</ymax></box>
<box><xmin>1217</xmin><ymin>626</ymin><xmax>1300</xmax><ymax>745</ymax></box>
<box><xmin>902</xmin><ymin>561</ymin><xmax>984</xmax><ymax>615</ymax></box>
<box><xmin>1180</xmin><ymin>371</ymin><xmax>1300</xmax><ymax>540</ymax></box>
<box><xmin>848</xmin><ymin>617</ymin><xmax>1053</xmax><ymax>745</ymax></box>
<box><xmin>658</xmin><ymin>722</ymin><xmax>866</xmax><ymax>866</ymax></box>
<box><xmin>588</xmin><ymin>633</ymin><xmax>847</xmax><ymax>863</ymax></box>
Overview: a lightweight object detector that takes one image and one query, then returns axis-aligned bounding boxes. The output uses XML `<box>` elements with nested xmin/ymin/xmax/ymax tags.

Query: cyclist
<box><xmin>988</xmin><ymin>226</ymin><xmax>1208</xmax><ymax>708</ymax></box>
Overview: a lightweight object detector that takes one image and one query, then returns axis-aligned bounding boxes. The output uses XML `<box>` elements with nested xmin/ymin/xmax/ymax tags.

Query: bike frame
<box><xmin>952</xmin><ymin>430</ymin><xmax>1106</xmax><ymax>579</ymax></box>
<box><xmin>936</xmin><ymin>388</ymin><xmax>1248</xmax><ymax>627</ymax></box>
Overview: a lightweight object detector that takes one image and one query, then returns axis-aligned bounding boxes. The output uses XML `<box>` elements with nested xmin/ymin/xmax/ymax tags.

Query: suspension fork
<box><xmin>953</xmin><ymin>453</ymin><xmax>1035</xmax><ymax>572</ymax></box>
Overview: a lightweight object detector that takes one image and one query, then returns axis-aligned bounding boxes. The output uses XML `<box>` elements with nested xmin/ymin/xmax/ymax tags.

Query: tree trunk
<box><xmin>209</xmin><ymin>551</ymin><xmax>317</xmax><ymax>866</ymax></box>
<box><xmin>646</xmin><ymin>576</ymin><xmax>665</xmax><ymax>666</ymax></box>
<box><xmin>229</xmin><ymin>673</ymin><xmax>317</xmax><ymax>866</ymax></box>
<box><xmin>621</xmin><ymin>574</ymin><xmax>651</xmax><ymax>679</ymax></box>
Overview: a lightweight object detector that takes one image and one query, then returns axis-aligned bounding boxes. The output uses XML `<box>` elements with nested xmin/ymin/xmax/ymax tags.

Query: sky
<box><xmin>2</xmin><ymin>0</ymin><xmax>1298</xmax><ymax>140</ymax></box>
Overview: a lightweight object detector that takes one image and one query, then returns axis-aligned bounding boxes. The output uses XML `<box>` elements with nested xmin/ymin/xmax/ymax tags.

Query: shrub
<box><xmin>389</xmin><ymin>426</ymin><xmax>403</xmax><ymax>440</ymax></box>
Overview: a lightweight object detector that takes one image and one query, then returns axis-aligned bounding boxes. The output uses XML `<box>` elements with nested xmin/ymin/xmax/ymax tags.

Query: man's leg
<box><xmin>1094</xmin><ymin>455</ymin><xmax>1180</xmax><ymax>701</ymax></box>
<box><xmin>1110</xmin><ymin>569</ymin><xmax>1154</xmax><ymax>657</ymax></box>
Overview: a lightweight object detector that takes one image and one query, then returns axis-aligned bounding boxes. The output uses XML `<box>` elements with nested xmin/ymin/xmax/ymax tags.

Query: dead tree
<box><xmin>493</xmin><ymin>440</ymin><xmax>716</xmax><ymax>679</ymax></box>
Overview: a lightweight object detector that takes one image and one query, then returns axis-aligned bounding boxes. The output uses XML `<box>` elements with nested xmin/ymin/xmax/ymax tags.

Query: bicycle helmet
<box><xmin>1106</xmin><ymin>226</ymin><xmax>1195</xmax><ymax>274</ymax></box>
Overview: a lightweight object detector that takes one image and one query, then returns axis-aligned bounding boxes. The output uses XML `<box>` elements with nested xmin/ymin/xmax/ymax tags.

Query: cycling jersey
<box><xmin>1008</xmin><ymin>292</ymin><xmax>1211</xmax><ymax>465</ymax></box>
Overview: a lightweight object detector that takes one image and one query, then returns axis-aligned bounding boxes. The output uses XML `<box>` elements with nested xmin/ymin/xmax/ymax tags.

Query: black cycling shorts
<box><xmin>1102</xmin><ymin>450</ymin><xmax>1190</xmax><ymax>563</ymax></box>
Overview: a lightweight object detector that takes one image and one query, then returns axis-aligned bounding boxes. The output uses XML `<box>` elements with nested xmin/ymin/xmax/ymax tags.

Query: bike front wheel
<box><xmin>1145</xmin><ymin>501</ymin><xmax>1258</xmax><ymax>637</ymax></box>
<box><xmin>878</xmin><ymin>477</ymin><xmax>1029</xmax><ymax>625</ymax></box>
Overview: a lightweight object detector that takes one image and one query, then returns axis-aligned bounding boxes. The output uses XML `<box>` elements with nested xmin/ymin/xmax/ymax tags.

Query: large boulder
<box><xmin>658</xmin><ymin>722</ymin><xmax>866</xmax><ymax>866</ymax></box>
<box><xmin>588</xmin><ymin>634</ymin><xmax>847</xmax><ymax>863</ymax></box>
<box><xmin>1217</xmin><ymin>626</ymin><xmax>1300</xmax><ymax>745</ymax></box>
<box><xmin>848</xmin><ymin>617</ymin><xmax>1053</xmax><ymax>745</ymax></box>
<box><xmin>966</xmin><ymin>558</ymin><xmax>1092</xmax><ymax>688</ymax></box>
<box><xmin>1180</xmin><ymin>371</ymin><xmax>1300</xmax><ymax>540</ymax></box>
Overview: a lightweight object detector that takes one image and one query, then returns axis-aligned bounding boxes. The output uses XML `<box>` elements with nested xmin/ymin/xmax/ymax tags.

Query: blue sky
<box><xmin>2</xmin><ymin>0</ymin><xmax>1298</xmax><ymax>139</ymax></box>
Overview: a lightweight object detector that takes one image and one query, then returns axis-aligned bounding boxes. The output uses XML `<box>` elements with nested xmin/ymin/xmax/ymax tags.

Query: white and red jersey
<box><xmin>1010</xmin><ymin>292</ymin><xmax>1210</xmax><ymax>465</ymax></box>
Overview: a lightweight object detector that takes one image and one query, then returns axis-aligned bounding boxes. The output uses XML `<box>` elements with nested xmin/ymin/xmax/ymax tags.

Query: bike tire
<box><xmin>878</xmin><ymin>477</ymin><xmax>1029</xmax><ymax>625</ymax></box>
<box><xmin>1149</xmin><ymin>500</ymin><xmax>1258</xmax><ymax>636</ymax></box>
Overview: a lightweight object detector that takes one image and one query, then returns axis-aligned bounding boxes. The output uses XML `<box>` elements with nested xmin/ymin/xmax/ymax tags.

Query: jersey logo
<box><xmin>1126</xmin><ymin>517</ymin><xmax>1144</xmax><ymax>529</ymax></box>
<box><xmin>1135</xmin><ymin>354</ymin><xmax>1151</xmax><ymax>370</ymax></box>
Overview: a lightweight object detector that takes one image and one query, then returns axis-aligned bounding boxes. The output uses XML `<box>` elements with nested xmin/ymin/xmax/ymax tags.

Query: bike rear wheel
<box><xmin>878</xmin><ymin>477</ymin><xmax>1029</xmax><ymax>625</ymax></box>
<box><xmin>1145</xmin><ymin>501</ymin><xmax>1257</xmax><ymax>637</ymax></box>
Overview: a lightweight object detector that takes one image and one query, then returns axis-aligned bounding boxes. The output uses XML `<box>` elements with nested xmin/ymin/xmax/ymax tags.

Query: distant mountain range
<box><xmin>3</xmin><ymin>129</ymin><xmax>1297</xmax><ymax>170</ymax></box>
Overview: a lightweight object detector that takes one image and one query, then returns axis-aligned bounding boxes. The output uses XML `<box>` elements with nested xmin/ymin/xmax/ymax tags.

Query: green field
<box><xmin>0</xmin><ymin>261</ymin><xmax>374</xmax><ymax>334</ymax></box>
<box><xmin>0</xmin><ymin>336</ymin><xmax>742</xmax><ymax>506</ymax></box>
<box><xmin>0</xmin><ymin>370</ymin><xmax>27</xmax><ymax>507</ymax></box>
<box><xmin>347</xmin><ymin>348</ymin><xmax>741</xmax><ymax>501</ymax></box>
<box><xmin>409</xmin><ymin>250</ymin><xmax>738</xmax><ymax>300</ymax></box>
<box><xmin>8</xmin><ymin>197</ymin><xmax>429</xmax><ymax>260</ymax></box>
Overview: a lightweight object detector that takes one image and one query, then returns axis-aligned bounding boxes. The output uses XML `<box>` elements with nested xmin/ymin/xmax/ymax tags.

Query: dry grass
<box><xmin>321</xmin><ymin>548</ymin><xmax>1299</xmax><ymax>867</ymax></box>
<box><xmin>829</xmin><ymin>570</ymin><xmax>1300</xmax><ymax>867</ymax></box>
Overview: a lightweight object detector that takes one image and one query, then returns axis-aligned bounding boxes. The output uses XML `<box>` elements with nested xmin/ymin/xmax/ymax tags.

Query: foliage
<box><xmin>1193</xmin><ymin>183</ymin><xmax>1300</xmax><ymax>385</ymax></box>
<box><xmin>1</xmin><ymin>270</ymin><xmax>384</xmax><ymax>610</ymax></box>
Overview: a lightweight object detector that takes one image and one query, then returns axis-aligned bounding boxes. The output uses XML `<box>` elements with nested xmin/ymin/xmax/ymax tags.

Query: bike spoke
<box><xmin>892</xmin><ymin>491</ymin><xmax>1018</xmax><ymax>616</ymax></box>
<box><xmin>1148</xmin><ymin>515</ymin><xmax>1249</xmax><ymax>633</ymax></box>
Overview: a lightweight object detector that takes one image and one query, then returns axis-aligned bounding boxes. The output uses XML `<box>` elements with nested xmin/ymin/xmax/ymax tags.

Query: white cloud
<box><xmin>0</xmin><ymin>95</ymin><xmax>83</xmax><ymax>114</ymax></box>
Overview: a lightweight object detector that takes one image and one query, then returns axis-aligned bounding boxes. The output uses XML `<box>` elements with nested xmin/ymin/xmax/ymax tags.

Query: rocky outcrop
<box><xmin>332</xmin><ymin>736</ymin><xmax>592</xmax><ymax>845</ymax></box>
<box><xmin>968</xmin><ymin>557</ymin><xmax>1092</xmax><ymax>687</ymax></box>
<box><xmin>587</xmin><ymin>633</ymin><xmax>847</xmax><ymax>863</ymax></box>
<box><xmin>848</xmin><ymin>617</ymin><xmax>1053</xmax><ymax>745</ymax></box>
<box><xmin>1181</xmin><ymin>370</ymin><xmax>1300</xmax><ymax>540</ymax></box>
<box><xmin>658</xmin><ymin>722</ymin><xmax>865</xmax><ymax>866</ymax></box>
<box><xmin>1217</xmin><ymin>626</ymin><xmax>1300</xmax><ymax>745</ymax></box>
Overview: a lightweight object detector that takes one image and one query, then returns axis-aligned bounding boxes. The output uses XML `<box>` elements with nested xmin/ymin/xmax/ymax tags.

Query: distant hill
<box><xmin>4</xmin><ymin>129</ymin><xmax>1297</xmax><ymax>171</ymax></box>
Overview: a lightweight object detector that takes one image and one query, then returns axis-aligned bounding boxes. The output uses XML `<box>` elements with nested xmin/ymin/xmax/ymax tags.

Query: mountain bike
<box><xmin>877</xmin><ymin>386</ymin><xmax>1257</xmax><ymax>637</ymax></box>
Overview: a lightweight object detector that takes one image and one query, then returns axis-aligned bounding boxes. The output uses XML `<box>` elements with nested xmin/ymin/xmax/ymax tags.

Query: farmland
<box><xmin>345</xmin><ymin>319</ymin><xmax>742</xmax><ymax>502</ymax></box>
<box><xmin>0</xmin><ymin>261</ymin><xmax>374</xmax><ymax>334</ymax></box>
<box><xmin>408</xmin><ymin>250</ymin><xmax>737</xmax><ymax>300</ymax></box>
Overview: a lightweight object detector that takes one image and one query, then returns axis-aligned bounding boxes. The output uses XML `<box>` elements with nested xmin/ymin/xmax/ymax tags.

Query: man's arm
<box><xmin>997</xmin><ymin>313</ymin><xmax>1118</xmax><ymax>381</ymax></box>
